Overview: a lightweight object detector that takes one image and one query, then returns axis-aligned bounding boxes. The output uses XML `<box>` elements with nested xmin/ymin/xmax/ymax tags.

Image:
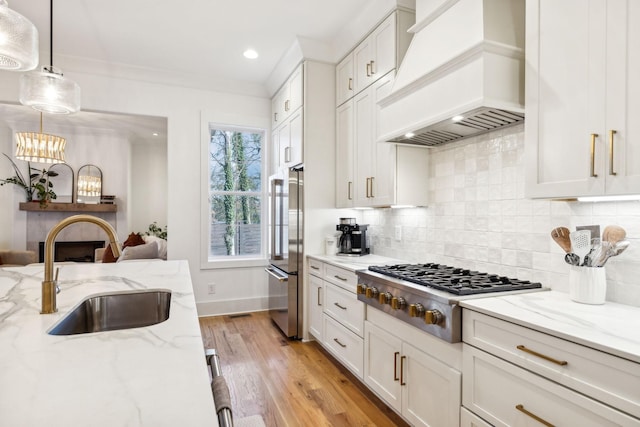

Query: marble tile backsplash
<box><xmin>363</xmin><ymin>124</ymin><xmax>640</xmax><ymax>307</ymax></box>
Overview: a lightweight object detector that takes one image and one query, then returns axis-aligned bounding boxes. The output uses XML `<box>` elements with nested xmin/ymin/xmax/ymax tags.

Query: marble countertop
<box><xmin>460</xmin><ymin>291</ymin><xmax>640</xmax><ymax>364</ymax></box>
<box><xmin>307</xmin><ymin>253</ymin><xmax>409</xmax><ymax>273</ymax></box>
<box><xmin>0</xmin><ymin>261</ymin><xmax>217</xmax><ymax>427</ymax></box>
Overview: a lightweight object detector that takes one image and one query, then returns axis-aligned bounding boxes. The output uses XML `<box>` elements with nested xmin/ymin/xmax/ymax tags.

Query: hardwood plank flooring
<box><xmin>199</xmin><ymin>311</ymin><xmax>409</xmax><ymax>427</ymax></box>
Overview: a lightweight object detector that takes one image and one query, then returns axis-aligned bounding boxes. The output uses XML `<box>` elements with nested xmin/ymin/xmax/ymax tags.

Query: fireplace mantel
<box><xmin>19</xmin><ymin>202</ymin><xmax>117</xmax><ymax>213</ymax></box>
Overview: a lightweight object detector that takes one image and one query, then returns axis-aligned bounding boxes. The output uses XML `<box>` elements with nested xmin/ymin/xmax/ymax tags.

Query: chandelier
<box><xmin>15</xmin><ymin>112</ymin><xmax>66</xmax><ymax>164</ymax></box>
<box><xmin>0</xmin><ymin>0</ymin><xmax>38</xmax><ymax>71</ymax></box>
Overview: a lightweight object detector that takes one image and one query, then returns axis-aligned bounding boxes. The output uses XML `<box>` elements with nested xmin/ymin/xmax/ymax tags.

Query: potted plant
<box><xmin>0</xmin><ymin>154</ymin><xmax>57</xmax><ymax>207</ymax></box>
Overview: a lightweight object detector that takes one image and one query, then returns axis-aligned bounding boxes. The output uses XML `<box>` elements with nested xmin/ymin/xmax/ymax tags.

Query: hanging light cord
<box><xmin>45</xmin><ymin>0</ymin><xmax>59</xmax><ymax>75</ymax></box>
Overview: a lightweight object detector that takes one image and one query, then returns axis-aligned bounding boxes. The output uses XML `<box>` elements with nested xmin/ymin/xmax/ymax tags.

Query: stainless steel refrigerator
<box><xmin>266</xmin><ymin>166</ymin><xmax>303</xmax><ymax>338</ymax></box>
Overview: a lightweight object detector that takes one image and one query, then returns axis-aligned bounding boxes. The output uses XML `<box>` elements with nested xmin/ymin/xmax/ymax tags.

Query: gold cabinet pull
<box><xmin>590</xmin><ymin>133</ymin><xmax>598</xmax><ymax>177</ymax></box>
<box><xmin>370</xmin><ymin>176</ymin><xmax>374</xmax><ymax>198</ymax></box>
<box><xmin>317</xmin><ymin>287</ymin><xmax>322</xmax><ymax>306</ymax></box>
<box><xmin>609</xmin><ymin>129</ymin><xmax>617</xmax><ymax>176</ymax></box>
<box><xmin>400</xmin><ymin>355</ymin><xmax>406</xmax><ymax>385</ymax></box>
<box><xmin>348</xmin><ymin>181</ymin><xmax>353</xmax><ymax>200</ymax></box>
<box><xmin>334</xmin><ymin>275</ymin><xmax>347</xmax><ymax>281</ymax></box>
<box><xmin>516</xmin><ymin>345</ymin><xmax>568</xmax><ymax>366</ymax></box>
<box><xmin>333</xmin><ymin>302</ymin><xmax>347</xmax><ymax>310</ymax></box>
<box><xmin>366</xmin><ymin>62</ymin><xmax>371</xmax><ymax>77</ymax></box>
<box><xmin>348</xmin><ymin>77</ymin><xmax>353</xmax><ymax>91</ymax></box>
<box><xmin>310</xmin><ymin>265</ymin><xmax>320</xmax><ymax>270</ymax></box>
<box><xmin>285</xmin><ymin>146</ymin><xmax>291</xmax><ymax>163</ymax></box>
<box><xmin>274</xmin><ymin>112</ymin><xmax>278</xmax><ymax>122</ymax></box>
<box><xmin>285</xmin><ymin>99</ymin><xmax>290</xmax><ymax>111</ymax></box>
<box><xmin>370</xmin><ymin>60</ymin><xmax>375</xmax><ymax>75</ymax></box>
<box><xmin>515</xmin><ymin>404</ymin><xmax>555</xmax><ymax>427</ymax></box>
<box><xmin>365</xmin><ymin>178</ymin><xmax>371</xmax><ymax>198</ymax></box>
<box><xmin>333</xmin><ymin>338</ymin><xmax>346</xmax><ymax>348</ymax></box>
<box><xmin>393</xmin><ymin>351</ymin><xmax>400</xmax><ymax>381</ymax></box>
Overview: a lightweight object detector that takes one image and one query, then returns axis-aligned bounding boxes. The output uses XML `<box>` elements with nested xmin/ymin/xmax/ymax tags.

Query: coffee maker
<box><xmin>336</xmin><ymin>218</ymin><xmax>370</xmax><ymax>256</ymax></box>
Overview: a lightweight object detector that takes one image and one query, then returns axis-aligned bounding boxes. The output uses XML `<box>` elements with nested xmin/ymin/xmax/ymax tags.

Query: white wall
<box><xmin>363</xmin><ymin>124</ymin><xmax>640</xmax><ymax>307</ymax></box>
<box><xmin>130</xmin><ymin>141</ymin><xmax>168</xmax><ymax>234</ymax></box>
<box><xmin>0</xmin><ymin>68</ymin><xmax>272</xmax><ymax>315</ymax></box>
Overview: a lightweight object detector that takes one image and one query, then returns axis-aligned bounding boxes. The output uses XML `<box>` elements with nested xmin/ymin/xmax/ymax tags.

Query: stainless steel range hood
<box><xmin>378</xmin><ymin>0</ymin><xmax>525</xmax><ymax>147</ymax></box>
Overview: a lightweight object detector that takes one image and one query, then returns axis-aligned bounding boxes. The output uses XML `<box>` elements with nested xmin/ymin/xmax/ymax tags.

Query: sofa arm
<box><xmin>0</xmin><ymin>250</ymin><xmax>37</xmax><ymax>266</ymax></box>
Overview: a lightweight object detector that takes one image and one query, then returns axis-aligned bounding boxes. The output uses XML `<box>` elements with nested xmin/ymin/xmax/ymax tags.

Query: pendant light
<box><xmin>0</xmin><ymin>0</ymin><xmax>39</xmax><ymax>71</ymax></box>
<box><xmin>15</xmin><ymin>112</ymin><xmax>66</xmax><ymax>164</ymax></box>
<box><xmin>19</xmin><ymin>0</ymin><xmax>80</xmax><ymax>114</ymax></box>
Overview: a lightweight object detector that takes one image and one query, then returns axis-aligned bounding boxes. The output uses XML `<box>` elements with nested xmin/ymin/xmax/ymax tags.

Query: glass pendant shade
<box><xmin>15</xmin><ymin>113</ymin><xmax>66</xmax><ymax>164</ymax></box>
<box><xmin>0</xmin><ymin>0</ymin><xmax>39</xmax><ymax>71</ymax></box>
<box><xmin>20</xmin><ymin>66</ymin><xmax>81</xmax><ymax>114</ymax></box>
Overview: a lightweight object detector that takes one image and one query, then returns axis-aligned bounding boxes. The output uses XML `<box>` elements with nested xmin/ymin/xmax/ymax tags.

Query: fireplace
<box><xmin>38</xmin><ymin>241</ymin><xmax>106</xmax><ymax>263</ymax></box>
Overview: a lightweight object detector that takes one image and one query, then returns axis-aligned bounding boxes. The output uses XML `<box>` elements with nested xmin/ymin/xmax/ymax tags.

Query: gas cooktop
<box><xmin>368</xmin><ymin>263</ymin><xmax>542</xmax><ymax>296</ymax></box>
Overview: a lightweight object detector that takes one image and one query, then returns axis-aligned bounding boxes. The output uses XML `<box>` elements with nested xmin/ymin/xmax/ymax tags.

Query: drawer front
<box><xmin>324</xmin><ymin>283</ymin><xmax>365</xmax><ymax>337</ymax></box>
<box><xmin>323</xmin><ymin>314</ymin><xmax>364</xmax><ymax>379</ymax></box>
<box><xmin>463</xmin><ymin>344</ymin><xmax>640</xmax><ymax>427</ymax></box>
<box><xmin>324</xmin><ymin>264</ymin><xmax>357</xmax><ymax>292</ymax></box>
<box><xmin>460</xmin><ymin>407</ymin><xmax>492</xmax><ymax>427</ymax></box>
<box><xmin>308</xmin><ymin>258</ymin><xmax>323</xmax><ymax>277</ymax></box>
<box><xmin>463</xmin><ymin>309</ymin><xmax>640</xmax><ymax>418</ymax></box>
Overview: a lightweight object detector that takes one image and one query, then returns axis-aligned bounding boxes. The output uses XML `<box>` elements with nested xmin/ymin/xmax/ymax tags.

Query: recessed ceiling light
<box><xmin>243</xmin><ymin>49</ymin><xmax>258</xmax><ymax>59</ymax></box>
<box><xmin>452</xmin><ymin>115</ymin><xmax>464</xmax><ymax>122</ymax></box>
<box><xmin>405</xmin><ymin>132</ymin><xmax>415</xmax><ymax>138</ymax></box>
<box><xmin>152</xmin><ymin>132</ymin><xmax>159</xmax><ymax>137</ymax></box>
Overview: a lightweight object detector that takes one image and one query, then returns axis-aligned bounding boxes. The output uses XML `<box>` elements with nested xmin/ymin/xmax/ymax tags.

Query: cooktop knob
<box><xmin>409</xmin><ymin>303</ymin><xmax>425</xmax><ymax>318</ymax></box>
<box><xmin>424</xmin><ymin>309</ymin><xmax>444</xmax><ymax>325</ymax></box>
<box><xmin>378</xmin><ymin>292</ymin><xmax>392</xmax><ymax>305</ymax></box>
<box><xmin>365</xmin><ymin>286</ymin><xmax>379</xmax><ymax>299</ymax></box>
<box><xmin>391</xmin><ymin>296</ymin><xmax>406</xmax><ymax>310</ymax></box>
<box><xmin>356</xmin><ymin>283</ymin><xmax>366</xmax><ymax>295</ymax></box>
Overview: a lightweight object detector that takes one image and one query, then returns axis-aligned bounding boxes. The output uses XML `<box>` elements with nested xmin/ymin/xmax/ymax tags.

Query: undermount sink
<box><xmin>48</xmin><ymin>289</ymin><xmax>171</xmax><ymax>335</ymax></box>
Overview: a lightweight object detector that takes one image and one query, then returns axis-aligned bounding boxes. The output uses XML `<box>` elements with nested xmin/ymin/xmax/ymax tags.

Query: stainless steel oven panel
<box><xmin>357</xmin><ymin>275</ymin><xmax>461</xmax><ymax>343</ymax></box>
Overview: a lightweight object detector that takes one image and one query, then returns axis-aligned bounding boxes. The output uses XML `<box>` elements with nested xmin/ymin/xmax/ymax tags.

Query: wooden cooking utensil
<box><xmin>602</xmin><ymin>225</ymin><xmax>626</xmax><ymax>245</ymax></box>
<box><xmin>551</xmin><ymin>227</ymin><xmax>572</xmax><ymax>253</ymax></box>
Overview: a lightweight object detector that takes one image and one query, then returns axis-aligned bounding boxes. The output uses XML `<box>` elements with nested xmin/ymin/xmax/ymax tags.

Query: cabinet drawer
<box><xmin>463</xmin><ymin>345</ymin><xmax>640</xmax><ymax>427</ymax></box>
<box><xmin>463</xmin><ymin>309</ymin><xmax>640</xmax><ymax>418</ymax></box>
<box><xmin>323</xmin><ymin>314</ymin><xmax>364</xmax><ymax>379</ymax></box>
<box><xmin>308</xmin><ymin>258</ymin><xmax>323</xmax><ymax>277</ymax></box>
<box><xmin>324</xmin><ymin>283</ymin><xmax>365</xmax><ymax>337</ymax></box>
<box><xmin>460</xmin><ymin>407</ymin><xmax>491</xmax><ymax>427</ymax></box>
<box><xmin>324</xmin><ymin>264</ymin><xmax>357</xmax><ymax>292</ymax></box>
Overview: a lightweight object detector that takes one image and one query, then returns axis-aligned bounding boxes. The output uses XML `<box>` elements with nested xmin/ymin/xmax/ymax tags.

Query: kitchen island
<box><xmin>0</xmin><ymin>260</ymin><xmax>217</xmax><ymax>427</ymax></box>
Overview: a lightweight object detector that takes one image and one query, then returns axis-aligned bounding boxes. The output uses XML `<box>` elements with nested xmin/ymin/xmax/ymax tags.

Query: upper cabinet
<box><xmin>272</xmin><ymin>65</ymin><xmax>303</xmax><ymax>129</ymax></box>
<box><xmin>525</xmin><ymin>0</ymin><xmax>640</xmax><ymax>198</ymax></box>
<box><xmin>271</xmin><ymin>64</ymin><xmax>305</xmax><ymax>171</ymax></box>
<box><xmin>335</xmin><ymin>10</ymin><xmax>414</xmax><ymax>108</ymax></box>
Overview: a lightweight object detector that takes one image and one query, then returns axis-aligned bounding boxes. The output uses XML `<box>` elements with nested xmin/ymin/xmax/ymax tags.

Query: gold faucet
<box><xmin>41</xmin><ymin>214</ymin><xmax>121</xmax><ymax>314</ymax></box>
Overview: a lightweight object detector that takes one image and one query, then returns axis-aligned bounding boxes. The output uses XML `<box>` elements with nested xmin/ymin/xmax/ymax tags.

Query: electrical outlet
<box><xmin>207</xmin><ymin>283</ymin><xmax>216</xmax><ymax>294</ymax></box>
<box><xmin>395</xmin><ymin>225</ymin><xmax>402</xmax><ymax>241</ymax></box>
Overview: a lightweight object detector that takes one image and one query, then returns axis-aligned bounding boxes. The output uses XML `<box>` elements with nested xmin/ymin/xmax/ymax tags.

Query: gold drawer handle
<box><xmin>393</xmin><ymin>351</ymin><xmax>400</xmax><ymax>381</ymax></box>
<box><xmin>333</xmin><ymin>338</ymin><xmax>346</xmax><ymax>348</ymax></box>
<box><xmin>334</xmin><ymin>275</ymin><xmax>347</xmax><ymax>281</ymax></box>
<box><xmin>517</xmin><ymin>345</ymin><xmax>568</xmax><ymax>366</ymax></box>
<box><xmin>334</xmin><ymin>302</ymin><xmax>347</xmax><ymax>310</ymax></box>
<box><xmin>609</xmin><ymin>129</ymin><xmax>617</xmax><ymax>176</ymax></box>
<box><xmin>400</xmin><ymin>355</ymin><xmax>406</xmax><ymax>385</ymax></box>
<box><xmin>590</xmin><ymin>133</ymin><xmax>598</xmax><ymax>178</ymax></box>
<box><xmin>348</xmin><ymin>77</ymin><xmax>353</xmax><ymax>91</ymax></box>
<box><xmin>317</xmin><ymin>287</ymin><xmax>322</xmax><ymax>306</ymax></box>
<box><xmin>310</xmin><ymin>265</ymin><xmax>320</xmax><ymax>270</ymax></box>
<box><xmin>516</xmin><ymin>404</ymin><xmax>555</xmax><ymax>427</ymax></box>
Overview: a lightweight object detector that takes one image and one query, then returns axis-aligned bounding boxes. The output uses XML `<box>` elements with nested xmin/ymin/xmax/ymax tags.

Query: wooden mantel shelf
<box><xmin>19</xmin><ymin>202</ymin><xmax>117</xmax><ymax>213</ymax></box>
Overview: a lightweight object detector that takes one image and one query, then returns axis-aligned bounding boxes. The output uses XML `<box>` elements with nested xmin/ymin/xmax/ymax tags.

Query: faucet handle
<box><xmin>55</xmin><ymin>268</ymin><xmax>60</xmax><ymax>294</ymax></box>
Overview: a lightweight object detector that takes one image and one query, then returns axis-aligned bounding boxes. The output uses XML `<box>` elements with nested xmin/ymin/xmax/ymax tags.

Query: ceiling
<box><xmin>2</xmin><ymin>0</ymin><xmax>375</xmax><ymax>142</ymax></box>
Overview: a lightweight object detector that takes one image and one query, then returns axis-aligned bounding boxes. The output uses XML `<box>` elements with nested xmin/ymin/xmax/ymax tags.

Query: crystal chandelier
<box><xmin>15</xmin><ymin>112</ymin><xmax>66</xmax><ymax>164</ymax></box>
<box><xmin>0</xmin><ymin>0</ymin><xmax>39</xmax><ymax>71</ymax></box>
<box><xmin>19</xmin><ymin>0</ymin><xmax>80</xmax><ymax>114</ymax></box>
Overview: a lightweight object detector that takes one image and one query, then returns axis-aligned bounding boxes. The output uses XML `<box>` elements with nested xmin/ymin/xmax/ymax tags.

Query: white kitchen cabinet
<box><xmin>272</xmin><ymin>64</ymin><xmax>303</xmax><ymax>128</ymax></box>
<box><xmin>525</xmin><ymin>0</ymin><xmax>640</xmax><ymax>198</ymax></box>
<box><xmin>324</xmin><ymin>283</ymin><xmax>365</xmax><ymax>337</ymax></box>
<box><xmin>336</xmin><ymin>54</ymin><xmax>354</xmax><ymax>108</ymax></box>
<box><xmin>278</xmin><ymin>108</ymin><xmax>303</xmax><ymax>167</ymax></box>
<box><xmin>463</xmin><ymin>344</ymin><xmax>640</xmax><ymax>426</ymax></box>
<box><xmin>365</xmin><ymin>314</ymin><xmax>462</xmax><ymax>427</ymax></box>
<box><xmin>307</xmin><ymin>271</ymin><xmax>324</xmax><ymax>341</ymax></box>
<box><xmin>323</xmin><ymin>314</ymin><xmax>364</xmax><ymax>378</ymax></box>
<box><xmin>336</xmin><ymin>99</ymin><xmax>354</xmax><ymax>207</ymax></box>
<box><xmin>460</xmin><ymin>407</ymin><xmax>492</xmax><ymax>427</ymax></box>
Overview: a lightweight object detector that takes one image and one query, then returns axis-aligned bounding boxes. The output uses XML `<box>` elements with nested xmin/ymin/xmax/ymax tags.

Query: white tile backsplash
<box><xmin>363</xmin><ymin>124</ymin><xmax>640</xmax><ymax>307</ymax></box>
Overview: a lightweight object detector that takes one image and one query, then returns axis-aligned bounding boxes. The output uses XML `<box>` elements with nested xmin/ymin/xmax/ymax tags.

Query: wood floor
<box><xmin>199</xmin><ymin>311</ymin><xmax>408</xmax><ymax>427</ymax></box>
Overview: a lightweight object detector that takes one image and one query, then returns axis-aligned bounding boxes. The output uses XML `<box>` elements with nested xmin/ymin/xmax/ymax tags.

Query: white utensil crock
<box><xmin>569</xmin><ymin>265</ymin><xmax>606</xmax><ymax>305</ymax></box>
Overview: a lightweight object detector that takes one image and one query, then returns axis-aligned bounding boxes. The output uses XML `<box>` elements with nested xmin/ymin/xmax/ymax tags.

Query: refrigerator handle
<box><xmin>271</xmin><ymin>178</ymin><xmax>284</xmax><ymax>260</ymax></box>
<box><xmin>265</xmin><ymin>267</ymin><xmax>288</xmax><ymax>282</ymax></box>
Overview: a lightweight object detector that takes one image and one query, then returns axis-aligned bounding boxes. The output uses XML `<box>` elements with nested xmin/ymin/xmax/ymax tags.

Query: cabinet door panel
<box><xmin>371</xmin><ymin>13</ymin><xmax>396</xmax><ymax>81</ymax></box>
<box><xmin>371</xmin><ymin>72</ymin><xmax>396</xmax><ymax>206</ymax></box>
<box><xmin>336</xmin><ymin>100</ymin><xmax>354</xmax><ymax>208</ymax></box>
<box><xmin>324</xmin><ymin>283</ymin><xmax>364</xmax><ymax>337</ymax></box>
<box><xmin>354</xmin><ymin>88</ymin><xmax>374</xmax><ymax>206</ymax></box>
<box><xmin>287</xmin><ymin>66</ymin><xmax>303</xmax><ymax>114</ymax></box>
<box><xmin>354</xmin><ymin>37</ymin><xmax>372</xmax><ymax>94</ymax></box>
<box><xmin>364</xmin><ymin>321</ymin><xmax>402</xmax><ymax>412</ymax></box>
<box><xmin>308</xmin><ymin>274</ymin><xmax>324</xmax><ymax>340</ymax></box>
<box><xmin>525</xmin><ymin>0</ymin><xmax>606</xmax><ymax>198</ymax></box>
<box><xmin>286</xmin><ymin>109</ymin><xmax>303</xmax><ymax>166</ymax></box>
<box><xmin>403</xmin><ymin>342</ymin><xmax>461</xmax><ymax>427</ymax></box>
<box><xmin>336</xmin><ymin>54</ymin><xmax>354</xmax><ymax>107</ymax></box>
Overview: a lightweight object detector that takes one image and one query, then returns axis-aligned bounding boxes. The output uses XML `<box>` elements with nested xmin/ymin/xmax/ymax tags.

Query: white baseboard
<box><xmin>196</xmin><ymin>296</ymin><xmax>269</xmax><ymax>317</ymax></box>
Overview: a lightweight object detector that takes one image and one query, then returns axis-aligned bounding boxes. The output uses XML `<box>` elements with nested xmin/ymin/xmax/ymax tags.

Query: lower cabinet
<box><xmin>323</xmin><ymin>314</ymin><xmax>364</xmax><ymax>378</ymax></box>
<box><xmin>364</xmin><ymin>316</ymin><xmax>461</xmax><ymax>427</ymax></box>
<box><xmin>307</xmin><ymin>273</ymin><xmax>324</xmax><ymax>341</ymax></box>
<box><xmin>460</xmin><ymin>407</ymin><xmax>491</xmax><ymax>427</ymax></box>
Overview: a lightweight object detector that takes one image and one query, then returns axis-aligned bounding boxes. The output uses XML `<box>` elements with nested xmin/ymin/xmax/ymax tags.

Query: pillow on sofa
<box><xmin>116</xmin><ymin>241</ymin><xmax>159</xmax><ymax>262</ymax></box>
<box><xmin>102</xmin><ymin>232</ymin><xmax>145</xmax><ymax>263</ymax></box>
<box><xmin>142</xmin><ymin>235</ymin><xmax>167</xmax><ymax>260</ymax></box>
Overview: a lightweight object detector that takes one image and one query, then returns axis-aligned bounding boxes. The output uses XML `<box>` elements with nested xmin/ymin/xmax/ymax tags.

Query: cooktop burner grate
<box><xmin>368</xmin><ymin>263</ymin><xmax>542</xmax><ymax>295</ymax></box>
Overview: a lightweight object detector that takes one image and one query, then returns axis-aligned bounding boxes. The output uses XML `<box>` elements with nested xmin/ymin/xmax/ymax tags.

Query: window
<box><xmin>206</xmin><ymin>125</ymin><xmax>264</xmax><ymax>261</ymax></box>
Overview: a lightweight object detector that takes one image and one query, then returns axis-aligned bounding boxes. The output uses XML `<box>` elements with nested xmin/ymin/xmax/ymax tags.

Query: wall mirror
<box><xmin>76</xmin><ymin>164</ymin><xmax>102</xmax><ymax>204</ymax></box>
<box><xmin>48</xmin><ymin>163</ymin><xmax>74</xmax><ymax>203</ymax></box>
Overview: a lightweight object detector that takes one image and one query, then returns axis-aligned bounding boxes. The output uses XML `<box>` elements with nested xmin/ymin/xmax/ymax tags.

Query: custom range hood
<box><xmin>378</xmin><ymin>0</ymin><xmax>525</xmax><ymax>147</ymax></box>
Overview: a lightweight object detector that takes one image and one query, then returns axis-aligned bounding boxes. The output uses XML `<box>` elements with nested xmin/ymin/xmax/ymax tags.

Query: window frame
<box><xmin>200</xmin><ymin>111</ymin><xmax>269</xmax><ymax>270</ymax></box>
